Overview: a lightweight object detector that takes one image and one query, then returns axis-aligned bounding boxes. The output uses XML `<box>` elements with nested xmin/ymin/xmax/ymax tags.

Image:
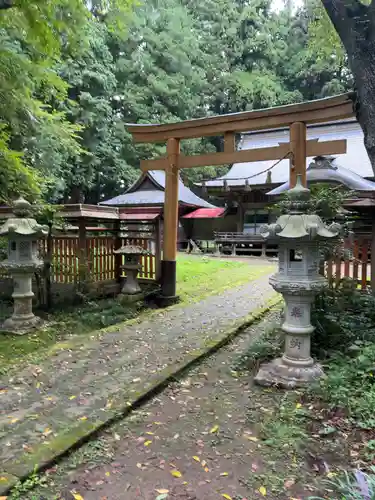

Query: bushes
<box><xmin>312</xmin><ymin>279</ymin><xmax>375</xmax><ymax>358</ymax></box>
<box><xmin>311</xmin><ymin>468</ymin><xmax>375</xmax><ymax>500</ymax></box>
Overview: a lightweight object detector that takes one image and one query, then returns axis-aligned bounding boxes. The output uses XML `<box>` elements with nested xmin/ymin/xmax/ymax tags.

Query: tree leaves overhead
<box><xmin>0</xmin><ymin>0</ymin><xmax>351</xmax><ymax>203</ymax></box>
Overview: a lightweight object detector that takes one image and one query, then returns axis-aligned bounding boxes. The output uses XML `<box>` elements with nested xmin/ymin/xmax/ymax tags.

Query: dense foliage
<box><xmin>0</xmin><ymin>0</ymin><xmax>352</xmax><ymax>204</ymax></box>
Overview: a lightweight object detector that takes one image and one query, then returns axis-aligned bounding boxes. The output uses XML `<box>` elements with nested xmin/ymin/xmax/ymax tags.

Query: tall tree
<box><xmin>318</xmin><ymin>0</ymin><xmax>375</xmax><ymax>173</ymax></box>
<box><xmin>0</xmin><ymin>0</ymin><xmax>133</xmax><ymax>203</ymax></box>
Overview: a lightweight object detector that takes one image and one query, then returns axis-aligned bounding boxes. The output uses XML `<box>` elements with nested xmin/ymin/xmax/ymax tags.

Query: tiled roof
<box><xmin>182</xmin><ymin>208</ymin><xmax>226</xmax><ymax>219</ymax></box>
<box><xmin>201</xmin><ymin>121</ymin><xmax>375</xmax><ymax>189</ymax></box>
<box><xmin>101</xmin><ymin>171</ymin><xmax>214</xmax><ymax>208</ymax></box>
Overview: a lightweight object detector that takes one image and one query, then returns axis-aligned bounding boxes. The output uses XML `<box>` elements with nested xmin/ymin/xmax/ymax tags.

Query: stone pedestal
<box><xmin>255</xmin><ymin>287</ymin><xmax>324</xmax><ymax>388</ymax></box>
<box><xmin>2</xmin><ymin>272</ymin><xmax>42</xmax><ymax>334</ymax></box>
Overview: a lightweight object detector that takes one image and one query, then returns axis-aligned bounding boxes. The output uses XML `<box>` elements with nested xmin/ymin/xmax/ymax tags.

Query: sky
<box><xmin>272</xmin><ymin>0</ymin><xmax>304</xmax><ymax>12</ymax></box>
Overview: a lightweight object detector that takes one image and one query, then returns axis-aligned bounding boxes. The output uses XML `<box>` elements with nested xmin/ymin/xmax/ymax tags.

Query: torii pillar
<box><xmin>161</xmin><ymin>138</ymin><xmax>180</xmax><ymax>303</ymax></box>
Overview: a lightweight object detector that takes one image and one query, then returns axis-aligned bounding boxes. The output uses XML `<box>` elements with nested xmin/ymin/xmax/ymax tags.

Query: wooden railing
<box><xmin>326</xmin><ymin>237</ymin><xmax>372</xmax><ymax>290</ymax></box>
<box><xmin>214</xmin><ymin>232</ymin><xmax>265</xmax><ymax>243</ymax></box>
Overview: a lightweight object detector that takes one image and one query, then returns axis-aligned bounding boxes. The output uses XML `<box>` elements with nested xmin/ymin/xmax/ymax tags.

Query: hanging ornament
<box><xmin>244</xmin><ymin>178</ymin><xmax>251</xmax><ymax>191</ymax></box>
<box><xmin>223</xmin><ymin>180</ymin><xmax>230</xmax><ymax>192</ymax></box>
<box><xmin>201</xmin><ymin>180</ymin><xmax>207</xmax><ymax>195</ymax></box>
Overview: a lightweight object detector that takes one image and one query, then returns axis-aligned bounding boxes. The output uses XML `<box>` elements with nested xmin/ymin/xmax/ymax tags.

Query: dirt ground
<box><xmin>14</xmin><ymin>310</ymin><xmax>352</xmax><ymax>500</ymax></box>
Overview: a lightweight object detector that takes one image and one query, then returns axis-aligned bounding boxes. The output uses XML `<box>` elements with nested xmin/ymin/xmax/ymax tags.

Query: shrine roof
<box><xmin>101</xmin><ymin>170</ymin><xmax>214</xmax><ymax>208</ymax></box>
<box><xmin>200</xmin><ymin>121</ymin><xmax>375</xmax><ymax>192</ymax></box>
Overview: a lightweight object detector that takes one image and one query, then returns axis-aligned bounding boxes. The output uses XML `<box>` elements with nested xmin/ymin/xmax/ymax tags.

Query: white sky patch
<box><xmin>272</xmin><ymin>0</ymin><xmax>304</xmax><ymax>12</ymax></box>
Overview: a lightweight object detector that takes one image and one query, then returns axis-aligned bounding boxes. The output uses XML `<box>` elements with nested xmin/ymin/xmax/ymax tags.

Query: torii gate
<box><xmin>127</xmin><ymin>93</ymin><xmax>355</xmax><ymax>302</ymax></box>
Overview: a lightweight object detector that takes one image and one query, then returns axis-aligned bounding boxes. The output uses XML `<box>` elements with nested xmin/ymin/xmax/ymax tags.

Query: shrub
<box><xmin>312</xmin><ymin>280</ymin><xmax>375</xmax><ymax>359</ymax></box>
<box><xmin>310</xmin><ymin>468</ymin><xmax>375</xmax><ymax>500</ymax></box>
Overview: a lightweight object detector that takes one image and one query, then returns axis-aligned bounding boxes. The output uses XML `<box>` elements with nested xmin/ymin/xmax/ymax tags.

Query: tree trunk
<box><xmin>322</xmin><ymin>0</ymin><xmax>375</xmax><ymax>175</ymax></box>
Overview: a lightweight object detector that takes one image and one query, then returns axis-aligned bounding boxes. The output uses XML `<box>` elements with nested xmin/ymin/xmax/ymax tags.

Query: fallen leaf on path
<box><xmin>245</xmin><ymin>436</ymin><xmax>258</xmax><ymax>442</ymax></box>
<box><xmin>204</xmin><ymin>467</ymin><xmax>209</xmax><ymax>472</ymax></box>
<box><xmin>201</xmin><ymin>460</ymin><xmax>207</xmax><ymax>467</ymax></box>
<box><xmin>69</xmin><ymin>395</ymin><xmax>76</xmax><ymax>400</ymax></box>
<box><xmin>251</xmin><ymin>463</ymin><xmax>258</xmax><ymax>472</ymax></box>
<box><xmin>155</xmin><ymin>489</ymin><xmax>169</xmax><ymax>494</ymax></box>
<box><xmin>144</xmin><ymin>440</ymin><xmax>152</xmax><ymax>447</ymax></box>
<box><xmin>70</xmin><ymin>492</ymin><xmax>84</xmax><ymax>500</ymax></box>
<box><xmin>295</xmin><ymin>403</ymin><xmax>302</xmax><ymax>409</ymax></box>
<box><xmin>0</xmin><ymin>478</ymin><xmax>7</xmax><ymax>483</ymax></box>
<box><xmin>192</xmin><ymin>456</ymin><xmax>200</xmax><ymax>462</ymax></box>
<box><xmin>220</xmin><ymin>472</ymin><xmax>229</xmax><ymax>476</ymax></box>
<box><xmin>170</xmin><ymin>470</ymin><xmax>182</xmax><ymax>478</ymax></box>
<box><xmin>210</xmin><ymin>425</ymin><xmax>219</xmax><ymax>434</ymax></box>
<box><xmin>105</xmin><ymin>472</ymin><xmax>110</xmax><ymax>477</ymax></box>
<box><xmin>222</xmin><ymin>495</ymin><xmax>232</xmax><ymax>500</ymax></box>
<box><xmin>146</xmin><ymin>431</ymin><xmax>154</xmax><ymax>435</ymax></box>
<box><xmin>156</xmin><ymin>495</ymin><xmax>168</xmax><ymax>500</ymax></box>
<box><xmin>79</xmin><ymin>416</ymin><xmax>87</xmax><ymax>421</ymax></box>
<box><xmin>259</xmin><ymin>486</ymin><xmax>267</xmax><ymax>496</ymax></box>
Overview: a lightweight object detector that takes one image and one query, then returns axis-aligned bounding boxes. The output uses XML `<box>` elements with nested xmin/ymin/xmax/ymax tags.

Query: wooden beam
<box><xmin>140</xmin><ymin>139</ymin><xmax>347</xmax><ymax>172</ymax></box>
<box><xmin>290</xmin><ymin>122</ymin><xmax>307</xmax><ymax>187</ymax></box>
<box><xmin>163</xmin><ymin>138</ymin><xmax>180</xmax><ymax>262</ymax></box>
<box><xmin>224</xmin><ymin>132</ymin><xmax>235</xmax><ymax>153</ymax></box>
<box><xmin>128</xmin><ymin>95</ymin><xmax>354</xmax><ymax>143</ymax></box>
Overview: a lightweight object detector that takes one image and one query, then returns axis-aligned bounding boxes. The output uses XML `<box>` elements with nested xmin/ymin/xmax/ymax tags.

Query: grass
<box><xmin>176</xmin><ymin>253</ymin><xmax>274</xmax><ymax>303</ymax></box>
<box><xmin>0</xmin><ymin>255</ymin><xmax>273</xmax><ymax>374</ymax></box>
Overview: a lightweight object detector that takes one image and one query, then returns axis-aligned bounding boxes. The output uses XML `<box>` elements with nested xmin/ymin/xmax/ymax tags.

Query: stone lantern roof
<box><xmin>113</xmin><ymin>245</ymin><xmax>150</xmax><ymax>255</ymax></box>
<box><xmin>0</xmin><ymin>198</ymin><xmax>48</xmax><ymax>237</ymax></box>
<box><xmin>260</xmin><ymin>176</ymin><xmax>341</xmax><ymax>241</ymax></box>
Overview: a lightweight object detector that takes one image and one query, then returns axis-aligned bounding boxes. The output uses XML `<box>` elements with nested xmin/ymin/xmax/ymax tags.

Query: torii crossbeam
<box><xmin>126</xmin><ymin>93</ymin><xmax>355</xmax><ymax>303</ymax></box>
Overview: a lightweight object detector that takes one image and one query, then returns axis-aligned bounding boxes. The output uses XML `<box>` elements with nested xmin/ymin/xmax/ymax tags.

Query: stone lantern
<box><xmin>254</xmin><ymin>176</ymin><xmax>341</xmax><ymax>388</ymax></box>
<box><xmin>114</xmin><ymin>244</ymin><xmax>150</xmax><ymax>301</ymax></box>
<box><xmin>0</xmin><ymin>197</ymin><xmax>48</xmax><ymax>334</ymax></box>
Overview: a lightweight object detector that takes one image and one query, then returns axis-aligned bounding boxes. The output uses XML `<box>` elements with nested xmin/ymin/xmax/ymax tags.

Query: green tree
<box><xmin>310</xmin><ymin>0</ymin><xmax>375</xmax><ymax>174</ymax></box>
<box><xmin>0</xmin><ymin>0</ymin><xmax>133</xmax><ymax>203</ymax></box>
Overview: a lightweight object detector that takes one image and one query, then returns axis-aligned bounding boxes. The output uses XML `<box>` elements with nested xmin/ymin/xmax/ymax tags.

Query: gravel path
<box><xmin>0</xmin><ymin>272</ymin><xmax>275</xmax><ymax>480</ymax></box>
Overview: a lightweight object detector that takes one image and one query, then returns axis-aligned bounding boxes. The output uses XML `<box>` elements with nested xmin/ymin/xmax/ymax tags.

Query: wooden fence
<box><xmin>1</xmin><ymin>227</ymin><xmax>161</xmax><ymax>288</ymax></box>
<box><xmin>43</xmin><ymin>235</ymin><xmax>160</xmax><ymax>284</ymax></box>
<box><xmin>326</xmin><ymin>236</ymin><xmax>373</xmax><ymax>290</ymax></box>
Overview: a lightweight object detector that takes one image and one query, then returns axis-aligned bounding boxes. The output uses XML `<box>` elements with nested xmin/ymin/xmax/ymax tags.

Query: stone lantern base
<box><xmin>2</xmin><ymin>294</ymin><xmax>43</xmax><ymax>335</ymax></box>
<box><xmin>254</xmin><ymin>357</ymin><xmax>324</xmax><ymax>389</ymax></box>
<box><xmin>2</xmin><ymin>314</ymin><xmax>43</xmax><ymax>335</ymax></box>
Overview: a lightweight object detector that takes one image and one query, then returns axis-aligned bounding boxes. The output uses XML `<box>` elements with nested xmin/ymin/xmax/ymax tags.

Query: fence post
<box><xmin>78</xmin><ymin>218</ymin><xmax>89</xmax><ymax>285</ymax></box>
<box><xmin>44</xmin><ymin>223</ymin><xmax>53</xmax><ymax>309</ymax></box>
<box><xmin>114</xmin><ymin>219</ymin><xmax>122</xmax><ymax>284</ymax></box>
<box><xmin>155</xmin><ymin>218</ymin><xmax>162</xmax><ymax>283</ymax></box>
<box><xmin>372</xmin><ymin>218</ymin><xmax>375</xmax><ymax>294</ymax></box>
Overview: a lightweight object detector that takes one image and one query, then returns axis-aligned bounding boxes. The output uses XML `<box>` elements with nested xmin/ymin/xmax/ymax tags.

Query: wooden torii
<box><xmin>127</xmin><ymin>93</ymin><xmax>355</xmax><ymax>302</ymax></box>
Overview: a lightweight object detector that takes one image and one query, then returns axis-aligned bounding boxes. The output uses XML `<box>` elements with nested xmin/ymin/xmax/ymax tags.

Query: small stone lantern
<box><xmin>0</xmin><ymin>197</ymin><xmax>48</xmax><ymax>334</ymax></box>
<box><xmin>254</xmin><ymin>176</ymin><xmax>341</xmax><ymax>388</ymax></box>
<box><xmin>114</xmin><ymin>245</ymin><xmax>149</xmax><ymax>301</ymax></box>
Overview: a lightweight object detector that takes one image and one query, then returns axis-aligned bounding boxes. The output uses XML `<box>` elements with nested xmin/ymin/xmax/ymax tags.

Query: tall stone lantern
<box><xmin>0</xmin><ymin>197</ymin><xmax>48</xmax><ymax>334</ymax></box>
<box><xmin>254</xmin><ymin>176</ymin><xmax>341</xmax><ymax>388</ymax></box>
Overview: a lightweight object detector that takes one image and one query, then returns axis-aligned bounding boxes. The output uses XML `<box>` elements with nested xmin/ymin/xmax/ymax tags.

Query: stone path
<box><xmin>0</xmin><ymin>272</ymin><xmax>275</xmax><ymax>489</ymax></box>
